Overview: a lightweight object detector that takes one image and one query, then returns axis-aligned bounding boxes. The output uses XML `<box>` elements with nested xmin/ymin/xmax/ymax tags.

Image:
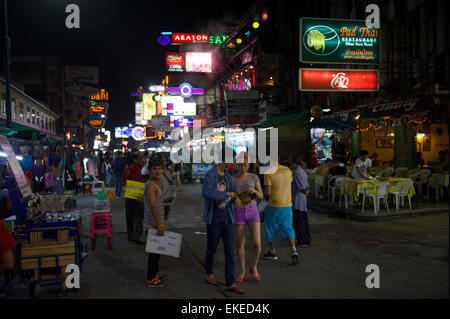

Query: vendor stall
<box><xmin>0</xmin><ymin>134</ymin><xmax>84</xmax><ymax>297</ymax></box>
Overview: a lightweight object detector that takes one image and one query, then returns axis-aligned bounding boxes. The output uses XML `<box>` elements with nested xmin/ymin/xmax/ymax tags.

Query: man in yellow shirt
<box><xmin>262</xmin><ymin>162</ymin><xmax>299</xmax><ymax>265</ymax></box>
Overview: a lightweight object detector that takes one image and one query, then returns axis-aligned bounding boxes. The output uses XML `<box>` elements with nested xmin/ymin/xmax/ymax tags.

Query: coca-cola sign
<box><xmin>299</xmin><ymin>68</ymin><xmax>378</xmax><ymax>91</ymax></box>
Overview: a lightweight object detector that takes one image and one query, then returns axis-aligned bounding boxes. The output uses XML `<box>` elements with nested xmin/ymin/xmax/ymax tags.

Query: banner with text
<box><xmin>0</xmin><ymin>135</ymin><xmax>33</xmax><ymax>198</ymax></box>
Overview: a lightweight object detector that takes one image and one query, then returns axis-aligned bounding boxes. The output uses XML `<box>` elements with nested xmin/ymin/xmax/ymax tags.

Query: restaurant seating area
<box><xmin>308</xmin><ymin>166</ymin><xmax>449</xmax><ymax>216</ymax></box>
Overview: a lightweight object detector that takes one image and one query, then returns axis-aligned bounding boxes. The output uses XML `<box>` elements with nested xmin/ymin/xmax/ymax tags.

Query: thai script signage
<box><xmin>299</xmin><ymin>69</ymin><xmax>379</xmax><ymax>92</ymax></box>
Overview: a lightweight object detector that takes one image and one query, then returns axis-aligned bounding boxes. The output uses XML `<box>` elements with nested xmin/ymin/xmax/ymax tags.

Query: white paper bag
<box><xmin>145</xmin><ymin>229</ymin><xmax>183</xmax><ymax>258</ymax></box>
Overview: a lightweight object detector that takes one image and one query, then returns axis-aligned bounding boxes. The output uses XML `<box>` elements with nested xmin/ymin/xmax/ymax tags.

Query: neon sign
<box><xmin>149</xmin><ymin>85</ymin><xmax>165</xmax><ymax>92</ymax></box>
<box><xmin>299</xmin><ymin>68</ymin><xmax>379</xmax><ymax>91</ymax></box>
<box><xmin>90</xmin><ymin>89</ymin><xmax>109</xmax><ymax>101</ymax></box>
<box><xmin>89</xmin><ymin>101</ymin><xmax>108</xmax><ymax>115</ymax></box>
<box><xmin>158</xmin><ymin>32</ymin><xmax>172</xmax><ymax>45</ymax></box>
<box><xmin>132</xmin><ymin>126</ymin><xmax>145</xmax><ymax>141</ymax></box>
<box><xmin>167</xmin><ymin>83</ymin><xmax>204</xmax><ymax>99</ymax></box>
<box><xmin>172</xmin><ymin>33</ymin><xmax>209</xmax><ymax>44</ymax></box>
<box><xmin>209</xmin><ymin>35</ymin><xmax>229</xmax><ymax>45</ymax></box>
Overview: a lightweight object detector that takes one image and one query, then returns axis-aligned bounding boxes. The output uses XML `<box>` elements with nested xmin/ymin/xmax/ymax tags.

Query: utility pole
<box><xmin>3</xmin><ymin>0</ymin><xmax>12</xmax><ymax>128</ymax></box>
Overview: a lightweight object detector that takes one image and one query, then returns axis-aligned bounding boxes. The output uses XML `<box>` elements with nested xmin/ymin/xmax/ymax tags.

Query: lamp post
<box><xmin>3</xmin><ymin>0</ymin><xmax>12</xmax><ymax>128</ymax></box>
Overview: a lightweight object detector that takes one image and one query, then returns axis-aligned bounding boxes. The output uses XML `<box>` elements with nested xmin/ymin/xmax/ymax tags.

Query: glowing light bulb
<box><xmin>253</xmin><ymin>22</ymin><xmax>260</xmax><ymax>29</ymax></box>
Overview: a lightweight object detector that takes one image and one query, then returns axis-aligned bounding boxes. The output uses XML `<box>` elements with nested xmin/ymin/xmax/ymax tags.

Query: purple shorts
<box><xmin>234</xmin><ymin>204</ymin><xmax>260</xmax><ymax>225</ymax></box>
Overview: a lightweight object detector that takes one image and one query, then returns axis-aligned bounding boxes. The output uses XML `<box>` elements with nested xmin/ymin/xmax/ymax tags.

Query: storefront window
<box><xmin>36</xmin><ymin>111</ymin><xmax>40</xmax><ymax>126</ymax></box>
<box><xmin>19</xmin><ymin>103</ymin><xmax>24</xmax><ymax>122</ymax></box>
<box><xmin>41</xmin><ymin>114</ymin><xmax>45</xmax><ymax>129</ymax></box>
<box><xmin>32</xmin><ymin>109</ymin><xmax>35</xmax><ymax>125</ymax></box>
<box><xmin>1</xmin><ymin>93</ymin><xmax>5</xmax><ymax>115</ymax></box>
<box><xmin>26</xmin><ymin>106</ymin><xmax>31</xmax><ymax>123</ymax></box>
<box><xmin>11</xmin><ymin>99</ymin><xmax>16</xmax><ymax>120</ymax></box>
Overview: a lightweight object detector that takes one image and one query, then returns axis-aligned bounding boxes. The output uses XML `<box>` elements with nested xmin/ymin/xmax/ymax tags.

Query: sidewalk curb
<box><xmin>310</xmin><ymin>203</ymin><xmax>449</xmax><ymax>222</ymax></box>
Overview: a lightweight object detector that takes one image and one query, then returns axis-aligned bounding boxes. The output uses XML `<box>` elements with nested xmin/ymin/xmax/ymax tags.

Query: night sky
<box><xmin>1</xmin><ymin>0</ymin><xmax>257</xmax><ymax>130</ymax></box>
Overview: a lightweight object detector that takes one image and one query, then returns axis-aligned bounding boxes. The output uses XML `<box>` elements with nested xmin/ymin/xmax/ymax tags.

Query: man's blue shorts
<box><xmin>264</xmin><ymin>205</ymin><xmax>295</xmax><ymax>242</ymax></box>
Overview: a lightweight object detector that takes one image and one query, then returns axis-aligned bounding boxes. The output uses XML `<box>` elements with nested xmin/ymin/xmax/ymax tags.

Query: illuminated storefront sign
<box><xmin>89</xmin><ymin>120</ymin><xmax>104</xmax><ymax>128</ymax></box>
<box><xmin>210</xmin><ymin>35</ymin><xmax>229</xmax><ymax>45</ymax></box>
<box><xmin>167</xmin><ymin>83</ymin><xmax>204</xmax><ymax>99</ymax></box>
<box><xmin>115</xmin><ymin>127</ymin><xmax>131</xmax><ymax>138</ymax></box>
<box><xmin>89</xmin><ymin>101</ymin><xmax>108</xmax><ymax>115</ymax></box>
<box><xmin>299</xmin><ymin>69</ymin><xmax>379</xmax><ymax>91</ymax></box>
<box><xmin>135</xmin><ymin>102</ymin><xmax>147</xmax><ymax>125</ymax></box>
<box><xmin>160</xmin><ymin>96</ymin><xmax>184</xmax><ymax>116</ymax></box>
<box><xmin>300</xmin><ymin>18</ymin><xmax>379</xmax><ymax>65</ymax></box>
<box><xmin>159</xmin><ymin>32</ymin><xmax>229</xmax><ymax>46</ymax></box>
<box><xmin>90</xmin><ymin>89</ymin><xmax>109</xmax><ymax>101</ymax></box>
<box><xmin>166</xmin><ymin>102</ymin><xmax>196</xmax><ymax>117</ymax></box>
<box><xmin>170</xmin><ymin>116</ymin><xmax>193</xmax><ymax>127</ymax></box>
<box><xmin>149</xmin><ymin>85</ymin><xmax>165</xmax><ymax>92</ymax></box>
<box><xmin>172</xmin><ymin>33</ymin><xmax>209</xmax><ymax>44</ymax></box>
<box><xmin>158</xmin><ymin>32</ymin><xmax>172</xmax><ymax>45</ymax></box>
<box><xmin>142</xmin><ymin>93</ymin><xmax>157</xmax><ymax>120</ymax></box>
<box><xmin>185</xmin><ymin>52</ymin><xmax>212</xmax><ymax>73</ymax></box>
<box><xmin>166</xmin><ymin>53</ymin><xmax>185</xmax><ymax>72</ymax></box>
<box><xmin>151</xmin><ymin>115</ymin><xmax>171</xmax><ymax>128</ymax></box>
<box><xmin>132</xmin><ymin>126</ymin><xmax>145</xmax><ymax>141</ymax></box>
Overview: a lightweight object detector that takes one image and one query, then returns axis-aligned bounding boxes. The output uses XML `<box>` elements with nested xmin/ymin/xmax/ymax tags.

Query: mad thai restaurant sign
<box><xmin>299</xmin><ymin>69</ymin><xmax>379</xmax><ymax>92</ymax></box>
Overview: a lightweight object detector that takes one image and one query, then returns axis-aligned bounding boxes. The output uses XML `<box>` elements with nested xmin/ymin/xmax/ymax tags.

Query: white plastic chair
<box><xmin>334</xmin><ymin>177</ymin><xmax>351</xmax><ymax>207</ymax></box>
<box><xmin>427</xmin><ymin>174</ymin><xmax>447</xmax><ymax>203</ymax></box>
<box><xmin>410</xmin><ymin>169</ymin><xmax>431</xmax><ymax>197</ymax></box>
<box><xmin>395</xmin><ymin>167</ymin><xmax>408</xmax><ymax>177</ymax></box>
<box><xmin>362</xmin><ymin>181</ymin><xmax>390</xmax><ymax>215</ymax></box>
<box><xmin>379</xmin><ymin>167</ymin><xmax>395</xmax><ymax>178</ymax></box>
<box><xmin>390</xmin><ymin>179</ymin><xmax>413</xmax><ymax>210</ymax></box>
<box><xmin>328</xmin><ymin>175</ymin><xmax>348</xmax><ymax>203</ymax></box>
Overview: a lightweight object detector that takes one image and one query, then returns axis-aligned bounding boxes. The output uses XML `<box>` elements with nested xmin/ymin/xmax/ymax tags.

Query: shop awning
<box><xmin>252</xmin><ymin>111</ymin><xmax>309</xmax><ymax>129</ymax></box>
<box><xmin>360</xmin><ymin>97</ymin><xmax>435</xmax><ymax>119</ymax></box>
<box><xmin>311</xmin><ymin>109</ymin><xmax>358</xmax><ymax>130</ymax></box>
<box><xmin>0</xmin><ymin>123</ymin><xmax>61</xmax><ymax>141</ymax></box>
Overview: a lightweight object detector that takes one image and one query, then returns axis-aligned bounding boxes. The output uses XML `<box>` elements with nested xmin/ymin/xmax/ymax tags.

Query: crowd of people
<box><xmin>129</xmin><ymin>147</ymin><xmax>312</xmax><ymax>294</ymax></box>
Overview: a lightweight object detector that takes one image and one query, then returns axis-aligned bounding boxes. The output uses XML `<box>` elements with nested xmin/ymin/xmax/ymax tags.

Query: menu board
<box><xmin>0</xmin><ymin>135</ymin><xmax>33</xmax><ymax>198</ymax></box>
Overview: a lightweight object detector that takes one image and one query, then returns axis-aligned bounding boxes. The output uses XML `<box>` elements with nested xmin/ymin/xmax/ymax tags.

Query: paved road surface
<box><xmin>37</xmin><ymin>183</ymin><xmax>449</xmax><ymax>299</ymax></box>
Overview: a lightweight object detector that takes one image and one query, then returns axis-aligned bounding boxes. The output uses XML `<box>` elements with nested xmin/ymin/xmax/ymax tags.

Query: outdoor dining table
<box><xmin>342</xmin><ymin>177</ymin><xmax>416</xmax><ymax>209</ymax></box>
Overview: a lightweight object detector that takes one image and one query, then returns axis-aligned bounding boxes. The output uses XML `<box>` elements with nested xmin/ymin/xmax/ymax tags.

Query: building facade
<box><xmin>0</xmin><ymin>76</ymin><xmax>60</xmax><ymax>140</ymax></box>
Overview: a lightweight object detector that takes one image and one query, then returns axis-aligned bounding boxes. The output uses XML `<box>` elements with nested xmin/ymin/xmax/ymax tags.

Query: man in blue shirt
<box><xmin>111</xmin><ymin>151</ymin><xmax>126</xmax><ymax>199</ymax></box>
<box><xmin>202</xmin><ymin>146</ymin><xmax>244</xmax><ymax>294</ymax></box>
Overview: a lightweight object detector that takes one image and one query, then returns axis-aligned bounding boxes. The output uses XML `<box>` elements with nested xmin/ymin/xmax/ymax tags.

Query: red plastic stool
<box><xmin>90</xmin><ymin>210</ymin><xmax>112</xmax><ymax>250</ymax></box>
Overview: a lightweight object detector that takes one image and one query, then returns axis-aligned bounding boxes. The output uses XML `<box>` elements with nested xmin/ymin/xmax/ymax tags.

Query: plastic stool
<box><xmin>93</xmin><ymin>181</ymin><xmax>105</xmax><ymax>194</ymax></box>
<box><xmin>90</xmin><ymin>210</ymin><xmax>112</xmax><ymax>250</ymax></box>
<box><xmin>83</xmin><ymin>183</ymin><xmax>93</xmax><ymax>195</ymax></box>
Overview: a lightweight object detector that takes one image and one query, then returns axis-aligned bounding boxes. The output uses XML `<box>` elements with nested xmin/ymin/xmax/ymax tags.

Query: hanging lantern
<box><xmin>310</xmin><ymin>105</ymin><xmax>323</xmax><ymax>118</ymax></box>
